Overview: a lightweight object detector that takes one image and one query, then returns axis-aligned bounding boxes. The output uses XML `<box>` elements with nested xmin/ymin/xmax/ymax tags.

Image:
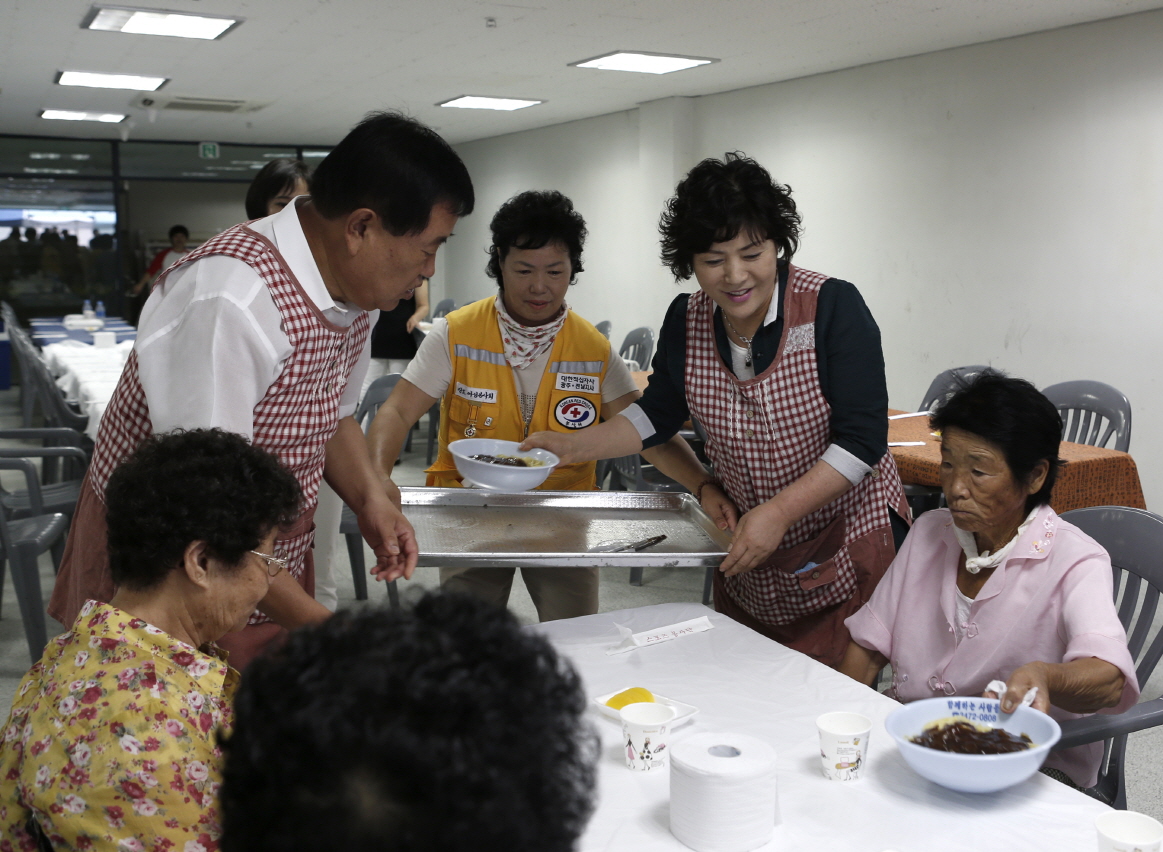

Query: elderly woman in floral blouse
<box><xmin>0</xmin><ymin>429</ymin><xmax>300</xmax><ymax>851</ymax></box>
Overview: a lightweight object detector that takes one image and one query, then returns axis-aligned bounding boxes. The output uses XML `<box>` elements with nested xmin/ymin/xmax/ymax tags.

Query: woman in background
<box><xmin>245</xmin><ymin>158</ymin><xmax>310</xmax><ymax>219</ymax></box>
<box><xmin>361</xmin><ymin>277</ymin><xmax>429</xmax><ymax>399</ymax></box>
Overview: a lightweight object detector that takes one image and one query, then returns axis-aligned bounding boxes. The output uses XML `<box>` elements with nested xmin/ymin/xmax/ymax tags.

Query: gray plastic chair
<box><xmin>1057</xmin><ymin>506</ymin><xmax>1163</xmax><ymax>808</ymax></box>
<box><xmin>1042</xmin><ymin>380</ymin><xmax>1131</xmax><ymax>453</ymax></box>
<box><xmin>0</xmin><ymin>428</ymin><xmax>88</xmax><ymax>518</ymax></box>
<box><xmin>595</xmin><ymin>320</ymin><xmax>612</xmax><ymax>339</ymax></box>
<box><xmin>0</xmin><ymin>459</ymin><xmax>69</xmax><ymax>663</ymax></box>
<box><xmin>918</xmin><ymin>364</ymin><xmax>991</xmax><ymax>414</ymax></box>
<box><xmin>3</xmin><ymin>303</ymin><xmax>39</xmax><ymax>428</ymax></box>
<box><xmin>906</xmin><ymin>365</ymin><xmax>992</xmax><ymax>518</ymax></box>
<box><xmin>338</xmin><ymin>374</ymin><xmax>402</xmax><ymax>605</ymax></box>
<box><xmin>432</xmin><ymin>298</ymin><xmax>456</xmax><ymax>319</ymax></box>
<box><xmin>619</xmin><ymin>327</ymin><xmax>655</xmax><ymax>373</ymax></box>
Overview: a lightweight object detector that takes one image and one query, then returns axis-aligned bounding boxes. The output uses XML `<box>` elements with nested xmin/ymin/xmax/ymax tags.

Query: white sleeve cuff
<box><xmin>618</xmin><ymin>403</ymin><xmax>656</xmax><ymax>442</ymax></box>
<box><xmin>822</xmin><ymin>443</ymin><xmax>873</xmax><ymax>486</ymax></box>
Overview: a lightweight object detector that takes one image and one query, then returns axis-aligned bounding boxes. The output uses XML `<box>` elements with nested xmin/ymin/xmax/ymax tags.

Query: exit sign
<box><xmin>198</xmin><ymin>142</ymin><xmax>220</xmax><ymax>159</ymax></box>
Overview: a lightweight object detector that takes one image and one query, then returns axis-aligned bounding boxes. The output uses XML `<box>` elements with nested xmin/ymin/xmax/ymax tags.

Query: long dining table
<box><xmin>535</xmin><ymin>601</ymin><xmax>1116</xmax><ymax>852</ymax></box>
<box><xmin>888</xmin><ymin>410</ymin><xmax>1147</xmax><ymax>512</ymax></box>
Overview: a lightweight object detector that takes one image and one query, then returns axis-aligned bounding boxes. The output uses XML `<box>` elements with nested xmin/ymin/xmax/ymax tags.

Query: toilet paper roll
<box><xmin>670</xmin><ymin>732</ymin><xmax>779</xmax><ymax>852</ymax></box>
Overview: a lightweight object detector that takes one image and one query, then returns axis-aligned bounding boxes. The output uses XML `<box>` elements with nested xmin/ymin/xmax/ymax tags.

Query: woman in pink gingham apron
<box><xmin>525</xmin><ymin>153</ymin><xmax>909</xmax><ymax>667</ymax></box>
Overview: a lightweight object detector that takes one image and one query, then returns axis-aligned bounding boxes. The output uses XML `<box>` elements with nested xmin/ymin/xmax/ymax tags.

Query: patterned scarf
<box><xmin>494</xmin><ymin>294</ymin><xmax>568</xmax><ymax>370</ymax></box>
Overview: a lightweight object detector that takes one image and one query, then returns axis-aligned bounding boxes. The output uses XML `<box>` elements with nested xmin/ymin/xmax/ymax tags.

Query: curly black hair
<box><xmin>485</xmin><ymin>190</ymin><xmax>586</xmax><ymax>289</ymax></box>
<box><xmin>311</xmin><ymin>110</ymin><xmax>474</xmax><ymax>236</ymax></box>
<box><xmin>930</xmin><ymin>370</ymin><xmax>1064</xmax><ymax>512</ymax></box>
<box><xmin>104</xmin><ymin>429</ymin><xmax>301</xmax><ymax>591</ymax></box>
<box><xmin>245</xmin><ymin>158</ymin><xmax>310</xmax><ymax>220</ymax></box>
<box><xmin>659</xmin><ymin>152</ymin><xmax>801</xmax><ymax>281</ymax></box>
<box><xmin>220</xmin><ymin>593</ymin><xmax>598</xmax><ymax>852</ymax></box>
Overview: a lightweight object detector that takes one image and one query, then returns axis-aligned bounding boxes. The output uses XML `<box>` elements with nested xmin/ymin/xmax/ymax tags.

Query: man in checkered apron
<box><xmin>524</xmin><ymin>154</ymin><xmax>909</xmax><ymax>667</ymax></box>
<box><xmin>49</xmin><ymin>112</ymin><xmax>475</xmax><ymax>669</ymax></box>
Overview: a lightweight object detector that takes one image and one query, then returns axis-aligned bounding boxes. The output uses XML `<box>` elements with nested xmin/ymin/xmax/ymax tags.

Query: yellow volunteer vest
<box><xmin>427</xmin><ymin>297</ymin><xmax>610</xmax><ymax>491</ymax></box>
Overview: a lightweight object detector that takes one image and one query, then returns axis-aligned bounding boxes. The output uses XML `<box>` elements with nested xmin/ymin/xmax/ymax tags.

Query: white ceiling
<box><xmin>2</xmin><ymin>0</ymin><xmax>1162</xmax><ymax>147</ymax></box>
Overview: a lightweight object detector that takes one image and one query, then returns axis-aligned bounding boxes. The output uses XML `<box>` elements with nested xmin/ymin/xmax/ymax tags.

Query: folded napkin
<box><xmin>985</xmin><ymin>679</ymin><xmax>1038</xmax><ymax>710</ymax></box>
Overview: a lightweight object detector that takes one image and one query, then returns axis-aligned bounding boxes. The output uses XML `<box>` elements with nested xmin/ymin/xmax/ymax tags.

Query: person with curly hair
<box><xmin>49</xmin><ymin>111</ymin><xmax>474</xmax><ymax>670</ymax></box>
<box><xmin>0</xmin><ymin>429</ymin><xmax>301</xmax><ymax>850</ymax></box>
<box><xmin>524</xmin><ymin>153</ymin><xmax>909</xmax><ymax>666</ymax></box>
<box><xmin>219</xmin><ymin>592</ymin><xmax>598</xmax><ymax>852</ymax></box>
<box><xmin>366</xmin><ymin>190</ymin><xmax>697</xmax><ymax>620</ymax></box>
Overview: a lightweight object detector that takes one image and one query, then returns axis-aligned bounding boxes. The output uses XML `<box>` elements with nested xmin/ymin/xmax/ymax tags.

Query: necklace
<box><xmin>722</xmin><ymin>313</ymin><xmax>755</xmax><ymax>368</ymax></box>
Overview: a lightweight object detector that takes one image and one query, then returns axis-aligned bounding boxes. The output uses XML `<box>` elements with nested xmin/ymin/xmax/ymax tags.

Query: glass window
<box><xmin>120</xmin><ymin>141</ymin><xmax>299</xmax><ymax>180</ymax></box>
<box><xmin>0</xmin><ymin>137</ymin><xmax>114</xmax><ymax>178</ymax></box>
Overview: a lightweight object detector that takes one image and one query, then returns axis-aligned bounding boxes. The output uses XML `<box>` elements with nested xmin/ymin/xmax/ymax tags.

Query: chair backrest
<box><xmin>355</xmin><ymin>373</ymin><xmax>402</xmax><ymax>431</ymax></box>
<box><xmin>609</xmin><ymin>453</ymin><xmax>644</xmax><ymax>490</ymax></box>
<box><xmin>1062</xmin><ymin>506</ymin><xmax>1163</xmax><ymax>687</ymax></box>
<box><xmin>432</xmin><ymin>298</ymin><xmax>456</xmax><ymax>319</ymax></box>
<box><xmin>917</xmin><ymin>364</ymin><xmax>991</xmax><ymax>413</ymax></box>
<box><xmin>1060</xmin><ymin>506</ymin><xmax>1163</xmax><ymax>805</ymax></box>
<box><xmin>594</xmin><ymin>320</ymin><xmax>612</xmax><ymax>340</ymax></box>
<box><xmin>1042</xmin><ymin>380</ymin><xmax>1131</xmax><ymax>452</ymax></box>
<box><xmin>619</xmin><ymin>327</ymin><xmax>655</xmax><ymax>371</ymax></box>
<box><xmin>24</xmin><ymin>344</ymin><xmax>89</xmax><ymax>432</ymax></box>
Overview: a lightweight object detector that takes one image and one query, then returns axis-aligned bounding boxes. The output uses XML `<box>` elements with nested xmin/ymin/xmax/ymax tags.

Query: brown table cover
<box><xmin>888</xmin><ymin>411</ymin><xmax>1146</xmax><ymax>513</ymax></box>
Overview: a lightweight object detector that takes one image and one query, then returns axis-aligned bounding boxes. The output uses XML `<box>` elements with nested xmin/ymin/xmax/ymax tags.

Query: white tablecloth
<box><xmin>534</xmin><ymin>602</ymin><xmax>1112</xmax><ymax>852</ymax></box>
<box><xmin>41</xmin><ymin>340</ymin><xmax>133</xmax><ymax>439</ymax></box>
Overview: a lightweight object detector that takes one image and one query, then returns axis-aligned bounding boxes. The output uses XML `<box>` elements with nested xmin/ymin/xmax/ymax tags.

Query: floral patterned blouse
<box><xmin>0</xmin><ymin>600</ymin><xmax>239</xmax><ymax>851</ymax></box>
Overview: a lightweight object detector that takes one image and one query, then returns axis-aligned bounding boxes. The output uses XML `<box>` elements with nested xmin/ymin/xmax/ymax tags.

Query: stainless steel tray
<box><xmin>400</xmin><ymin>487</ymin><xmax>731</xmax><ymax>568</ymax></box>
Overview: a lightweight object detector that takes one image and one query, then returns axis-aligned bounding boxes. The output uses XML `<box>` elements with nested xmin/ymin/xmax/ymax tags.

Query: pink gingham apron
<box><xmin>686</xmin><ymin>265</ymin><xmax>907</xmax><ymax>629</ymax></box>
<box><xmin>65</xmin><ymin>224</ymin><xmax>369</xmax><ymax>627</ymax></box>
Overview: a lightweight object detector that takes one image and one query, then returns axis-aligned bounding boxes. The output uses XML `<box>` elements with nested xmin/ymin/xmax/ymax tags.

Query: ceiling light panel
<box><xmin>41</xmin><ymin>110</ymin><xmax>126</xmax><ymax>123</ymax></box>
<box><xmin>437</xmin><ymin>96</ymin><xmax>542</xmax><ymax>111</ymax></box>
<box><xmin>571</xmin><ymin>51</ymin><xmax>717</xmax><ymax>74</ymax></box>
<box><xmin>57</xmin><ymin>70</ymin><xmax>167</xmax><ymax>91</ymax></box>
<box><xmin>82</xmin><ymin>5</ymin><xmax>242</xmax><ymax>40</ymax></box>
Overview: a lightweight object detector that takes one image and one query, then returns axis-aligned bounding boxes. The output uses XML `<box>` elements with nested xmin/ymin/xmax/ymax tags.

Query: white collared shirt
<box><xmin>136</xmin><ymin>199</ymin><xmax>372</xmax><ymax>439</ymax></box>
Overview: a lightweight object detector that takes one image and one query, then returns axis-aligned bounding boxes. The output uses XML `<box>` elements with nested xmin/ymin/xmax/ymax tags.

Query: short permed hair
<box><xmin>245</xmin><ymin>158</ymin><xmax>310</xmax><ymax>219</ymax></box>
<box><xmin>659</xmin><ymin>152</ymin><xmax>801</xmax><ymax>281</ymax></box>
<box><xmin>220</xmin><ymin>593</ymin><xmax>598</xmax><ymax>852</ymax></box>
<box><xmin>930</xmin><ymin>370</ymin><xmax>1064</xmax><ymax>511</ymax></box>
<box><xmin>105</xmin><ymin>429</ymin><xmax>301</xmax><ymax>591</ymax></box>
<box><xmin>485</xmin><ymin>190</ymin><xmax>586</xmax><ymax>289</ymax></box>
<box><xmin>310</xmin><ymin>111</ymin><xmax>474</xmax><ymax>236</ymax></box>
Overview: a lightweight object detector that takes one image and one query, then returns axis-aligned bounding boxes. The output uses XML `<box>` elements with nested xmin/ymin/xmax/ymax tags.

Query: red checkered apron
<box><xmin>70</xmin><ymin>224</ymin><xmax>369</xmax><ymax>627</ymax></box>
<box><xmin>686</xmin><ymin>266</ymin><xmax>907</xmax><ymax>637</ymax></box>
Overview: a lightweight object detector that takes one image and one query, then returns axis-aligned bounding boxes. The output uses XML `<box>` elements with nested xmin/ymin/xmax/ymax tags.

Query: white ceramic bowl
<box><xmin>448</xmin><ymin>439</ymin><xmax>559</xmax><ymax>492</ymax></box>
<box><xmin>885</xmin><ymin>696</ymin><xmax>1061</xmax><ymax>793</ymax></box>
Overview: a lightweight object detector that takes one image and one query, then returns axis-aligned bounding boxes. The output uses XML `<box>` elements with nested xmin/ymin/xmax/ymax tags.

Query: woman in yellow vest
<box><xmin>368</xmin><ymin>190</ymin><xmax>697</xmax><ymax>620</ymax></box>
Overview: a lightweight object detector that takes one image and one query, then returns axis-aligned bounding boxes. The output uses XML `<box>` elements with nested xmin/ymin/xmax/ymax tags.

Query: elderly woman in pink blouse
<box><xmin>840</xmin><ymin>371</ymin><xmax>1138</xmax><ymax>789</ymax></box>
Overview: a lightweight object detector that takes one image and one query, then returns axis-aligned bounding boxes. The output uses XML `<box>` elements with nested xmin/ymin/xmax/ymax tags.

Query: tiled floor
<box><xmin>2</xmin><ymin>383</ymin><xmax>1162</xmax><ymax>819</ymax></box>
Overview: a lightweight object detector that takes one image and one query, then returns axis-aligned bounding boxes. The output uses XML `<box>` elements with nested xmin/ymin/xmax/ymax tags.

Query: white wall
<box><xmin>449</xmin><ymin>9</ymin><xmax>1163</xmax><ymax>508</ymax></box>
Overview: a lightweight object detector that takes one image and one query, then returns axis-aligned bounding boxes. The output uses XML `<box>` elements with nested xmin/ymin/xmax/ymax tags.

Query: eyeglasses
<box><xmin>249</xmin><ymin>550</ymin><xmax>287</xmax><ymax>577</ymax></box>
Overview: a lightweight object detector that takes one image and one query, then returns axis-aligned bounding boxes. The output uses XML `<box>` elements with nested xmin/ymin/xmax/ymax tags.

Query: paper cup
<box><xmin>620</xmin><ymin>702</ymin><xmax>677</xmax><ymax>771</ymax></box>
<box><xmin>1096</xmin><ymin>811</ymin><xmax>1163</xmax><ymax>851</ymax></box>
<box><xmin>92</xmin><ymin>331</ymin><xmax>117</xmax><ymax>348</ymax></box>
<box><xmin>817</xmin><ymin>711</ymin><xmax>871</xmax><ymax>781</ymax></box>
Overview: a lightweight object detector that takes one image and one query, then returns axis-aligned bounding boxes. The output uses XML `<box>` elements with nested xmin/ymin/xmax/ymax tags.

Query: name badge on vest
<box><xmin>555</xmin><ymin>373</ymin><xmax>599</xmax><ymax>394</ymax></box>
<box><xmin>454</xmin><ymin>383</ymin><xmax>498</xmax><ymax>404</ymax></box>
<box><xmin>555</xmin><ymin>396</ymin><xmax>597</xmax><ymax>430</ymax></box>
